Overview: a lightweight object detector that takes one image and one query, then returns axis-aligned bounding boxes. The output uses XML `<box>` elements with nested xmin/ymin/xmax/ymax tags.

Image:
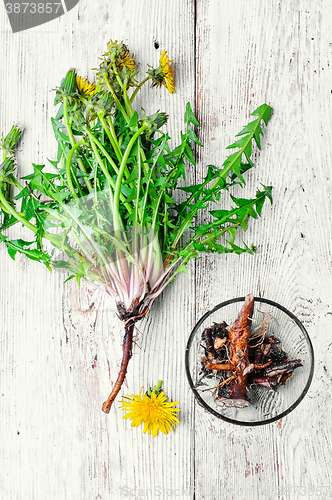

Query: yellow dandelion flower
<box><xmin>76</xmin><ymin>75</ymin><xmax>96</xmax><ymax>96</ymax></box>
<box><xmin>149</xmin><ymin>51</ymin><xmax>175</xmax><ymax>94</ymax></box>
<box><xmin>120</xmin><ymin>46</ymin><xmax>136</xmax><ymax>71</ymax></box>
<box><xmin>160</xmin><ymin>51</ymin><xmax>175</xmax><ymax>93</ymax></box>
<box><xmin>119</xmin><ymin>382</ymin><xmax>180</xmax><ymax>437</ymax></box>
<box><xmin>108</xmin><ymin>40</ymin><xmax>136</xmax><ymax>71</ymax></box>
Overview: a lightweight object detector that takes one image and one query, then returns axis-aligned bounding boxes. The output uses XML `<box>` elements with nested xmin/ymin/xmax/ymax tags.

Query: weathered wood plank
<box><xmin>194</xmin><ymin>0</ymin><xmax>332</xmax><ymax>498</ymax></box>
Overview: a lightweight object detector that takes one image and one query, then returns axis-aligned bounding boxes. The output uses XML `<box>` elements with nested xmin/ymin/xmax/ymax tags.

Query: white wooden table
<box><xmin>1</xmin><ymin>1</ymin><xmax>331</xmax><ymax>499</ymax></box>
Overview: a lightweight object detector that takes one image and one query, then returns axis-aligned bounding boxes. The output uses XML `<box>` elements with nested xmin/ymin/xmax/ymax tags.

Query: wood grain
<box><xmin>195</xmin><ymin>1</ymin><xmax>332</xmax><ymax>499</ymax></box>
<box><xmin>0</xmin><ymin>0</ymin><xmax>331</xmax><ymax>499</ymax></box>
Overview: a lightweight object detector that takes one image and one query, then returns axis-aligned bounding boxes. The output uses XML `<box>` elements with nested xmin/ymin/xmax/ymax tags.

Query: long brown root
<box><xmin>205</xmin><ymin>362</ymin><xmax>234</xmax><ymax>371</ymax></box>
<box><xmin>102</xmin><ymin>320</ymin><xmax>135</xmax><ymax>414</ymax></box>
<box><xmin>102</xmin><ymin>301</ymin><xmax>149</xmax><ymax>414</ymax></box>
<box><xmin>228</xmin><ymin>293</ymin><xmax>254</xmax><ymax>402</ymax></box>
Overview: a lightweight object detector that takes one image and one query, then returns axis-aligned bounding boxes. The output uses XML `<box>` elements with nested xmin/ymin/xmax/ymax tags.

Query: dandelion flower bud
<box><xmin>61</xmin><ymin>68</ymin><xmax>77</xmax><ymax>94</ymax></box>
<box><xmin>0</xmin><ymin>125</ymin><xmax>22</xmax><ymax>155</ymax></box>
<box><xmin>0</xmin><ymin>157</ymin><xmax>16</xmax><ymax>180</ymax></box>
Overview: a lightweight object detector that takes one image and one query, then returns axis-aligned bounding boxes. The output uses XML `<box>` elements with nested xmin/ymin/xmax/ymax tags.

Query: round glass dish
<box><xmin>185</xmin><ymin>297</ymin><xmax>314</xmax><ymax>426</ymax></box>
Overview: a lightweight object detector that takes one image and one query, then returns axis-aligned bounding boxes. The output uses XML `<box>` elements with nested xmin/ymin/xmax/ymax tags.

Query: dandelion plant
<box><xmin>0</xmin><ymin>41</ymin><xmax>273</xmax><ymax>413</ymax></box>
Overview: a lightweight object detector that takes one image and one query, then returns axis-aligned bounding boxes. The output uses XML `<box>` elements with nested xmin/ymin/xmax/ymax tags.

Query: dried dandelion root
<box><xmin>198</xmin><ymin>294</ymin><xmax>303</xmax><ymax>408</ymax></box>
<box><xmin>205</xmin><ymin>362</ymin><xmax>235</xmax><ymax>371</ymax></box>
<box><xmin>227</xmin><ymin>293</ymin><xmax>254</xmax><ymax>406</ymax></box>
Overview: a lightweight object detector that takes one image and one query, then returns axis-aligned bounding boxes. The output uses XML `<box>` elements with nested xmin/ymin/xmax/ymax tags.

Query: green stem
<box><xmin>12</xmin><ymin>178</ymin><xmax>24</xmax><ymax>191</ymax></box>
<box><xmin>71</xmin><ymin>229</ymin><xmax>95</xmax><ymax>263</ymax></box>
<box><xmin>140</xmin><ymin>167</ymin><xmax>154</xmax><ymax>224</ymax></box>
<box><xmin>107</xmin><ymin>116</ymin><xmax>123</xmax><ymax>157</ymax></box>
<box><xmin>140</xmin><ymin>137</ymin><xmax>171</xmax><ymax>222</ymax></box>
<box><xmin>63</xmin><ymin>98</ymin><xmax>92</xmax><ymax>192</ymax></box>
<box><xmin>0</xmin><ymin>186</ymin><xmax>38</xmax><ymax>233</ymax></box>
<box><xmin>66</xmin><ymin>140</ymin><xmax>85</xmax><ymax>200</ymax></box>
<box><xmin>113</xmin><ymin>124</ymin><xmax>147</xmax><ymax>229</ymax></box>
<box><xmin>85</xmin><ymin>129</ymin><xmax>132</xmax><ymax>214</ymax></box>
<box><xmin>171</xmin><ymin>207</ymin><xmax>199</xmax><ymax>251</ymax></box>
<box><xmin>102</xmin><ymin>72</ymin><xmax>129</xmax><ymax>122</ymax></box>
<box><xmin>85</xmin><ymin>129</ymin><xmax>115</xmax><ymax>194</ymax></box>
<box><xmin>134</xmin><ymin>139</ymin><xmax>143</xmax><ymax>227</ymax></box>
<box><xmin>130</xmin><ymin>76</ymin><xmax>150</xmax><ymax>103</ymax></box>
<box><xmin>148</xmin><ymin>150</ymin><xmax>187</xmax><ymax>244</ymax></box>
<box><xmin>88</xmin><ymin>131</ymin><xmax>133</xmax><ymax>187</ymax></box>
<box><xmin>123</xmin><ymin>86</ymin><xmax>133</xmax><ymax>118</ymax></box>
<box><xmin>111</xmin><ymin>63</ymin><xmax>133</xmax><ymax>118</ymax></box>
<box><xmin>94</xmin><ymin>138</ymin><xmax>134</xmax><ymax>211</ymax></box>
<box><xmin>150</xmin><ymin>167</ymin><xmax>176</xmax><ymax>232</ymax></box>
<box><xmin>163</xmin><ymin>202</ymin><xmax>168</xmax><ymax>252</ymax></box>
<box><xmin>111</xmin><ymin>127</ymin><xmax>148</xmax><ymax>290</ymax></box>
<box><xmin>87</xmin><ymin>132</ymin><xmax>119</xmax><ymax>175</ymax></box>
<box><xmin>4</xmin><ymin>177</ymin><xmax>25</xmax><ymax>193</ymax></box>
<box><xmin>139</xmin><ymin>145</ymin><xmax>149</xmax><ymax>177</ymax></box>
<box><xmin>98</xmin><ymin>112</ymin><xmax>122</xmax><ymax>163</ymax></box>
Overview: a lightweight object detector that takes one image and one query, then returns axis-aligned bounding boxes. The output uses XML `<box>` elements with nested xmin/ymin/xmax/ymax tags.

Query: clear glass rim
<box><xmin>185</xmin><ymin>296</ymin><xmax>315</xmax><ymax>426</ymax></box>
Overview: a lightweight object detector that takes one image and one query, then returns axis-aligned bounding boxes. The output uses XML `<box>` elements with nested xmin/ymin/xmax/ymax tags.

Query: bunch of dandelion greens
<box><xmin>0</xmin><ymin>41</ymin><xmax>273</xmax><ymax>414</ymax></box>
